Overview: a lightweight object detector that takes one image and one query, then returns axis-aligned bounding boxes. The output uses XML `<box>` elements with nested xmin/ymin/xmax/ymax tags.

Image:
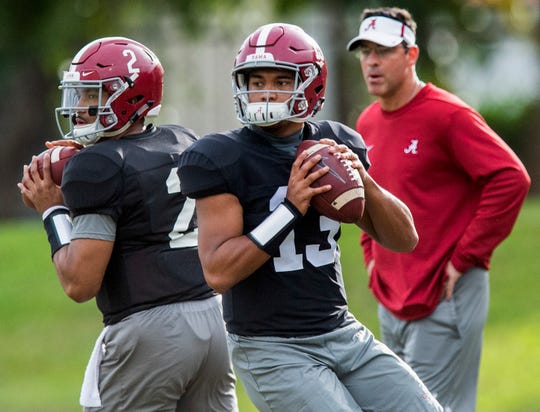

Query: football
<box><xmin>36</xmin><ymin>146</ymin><xmax>80</xmax><ymax>185</ymax></box>
<box><xmin>296</xmin><ymin>140</ymin><xmax>365</xmax><ymax>223</ymax></box>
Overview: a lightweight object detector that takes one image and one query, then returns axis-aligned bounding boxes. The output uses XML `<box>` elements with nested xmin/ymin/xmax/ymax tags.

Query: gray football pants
<box><xmin>378</xmin><ymin>268</ymin><xmax>489</xmax><ymax>412</ymax></box>
<box><xmin>228</xmin><ymin>314</ymin><xmax>442</xmax><ymax>412</ymax></box>
<box><xmin>82</xmin><ymin>296</ymin><xmax>238</xmax><ymax>412</ymax></box>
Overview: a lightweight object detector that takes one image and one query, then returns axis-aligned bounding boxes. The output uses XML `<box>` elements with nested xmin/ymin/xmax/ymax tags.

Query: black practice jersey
<box><xmin>178</xmin><ymin>120</ymin><xmax>369</xmax><ymax>337</ymax></box>
<box><xmin>62</xmin><ymin>125</ymin><xmax>215</xmax><ymax>325</ymax></box>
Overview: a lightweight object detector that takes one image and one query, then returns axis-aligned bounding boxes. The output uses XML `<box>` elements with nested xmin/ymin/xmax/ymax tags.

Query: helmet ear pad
<box><xmin>294</xmin><ymin>64</ymin><xmax>326</xmax><ymax>117</ymax></box>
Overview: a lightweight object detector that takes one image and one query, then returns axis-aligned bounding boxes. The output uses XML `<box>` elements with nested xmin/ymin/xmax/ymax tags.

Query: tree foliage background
<box><xmin>2</xmin><ymin>0</ymin><xmax>538</xmax><ymax>219</ymax></box>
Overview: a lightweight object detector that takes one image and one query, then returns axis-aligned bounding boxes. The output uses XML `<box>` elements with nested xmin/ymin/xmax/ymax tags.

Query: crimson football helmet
<box><xmin>55</xmin><ymin>37</ymin><xmax>164</xmax><ymax>146</ymax></box>
<box><xmin>232</xmin><ymin>23</ymin><xmax>327</xmax><ymax>126</ymax></box>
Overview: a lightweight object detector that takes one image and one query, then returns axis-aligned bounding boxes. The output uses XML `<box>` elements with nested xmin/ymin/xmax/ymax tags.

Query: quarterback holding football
<box><xmin>178</xmin><ymin>23</ymin><xmax>442</xmax><ymax>412</ymax></box>
<box><xmin>18</xmin><ymin>37</ymin><xmax>237</xmax><ymax>411</ymax></box>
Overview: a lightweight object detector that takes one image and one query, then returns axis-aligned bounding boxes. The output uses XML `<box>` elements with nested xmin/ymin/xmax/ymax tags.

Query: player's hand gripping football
<box><xmin>18</xmin><ymin>151</ymin><xmax>65</xmax><ymax>213</ymax></box>
<box><xmin>320</xmin><ymin>138</ymin><xmax>368</xmax><ymax>182</ymax></box>
<box><xmin>288</xmin><ymin>146</ymin><xmax>332</xmax><ymax>215</ymax></box>
<box><xmin>294</xmin><ymin>139</ymin><xmax>365</xmax><ymax>223</ymax></box>
<box><xmin>45</xmin><ymin>139</ymin><xmax>84</xmax><ymax>149</ymax></box>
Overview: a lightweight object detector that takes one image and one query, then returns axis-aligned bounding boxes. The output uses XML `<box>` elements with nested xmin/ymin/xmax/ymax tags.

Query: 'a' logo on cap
<box><xmin>365</xmin><ymin>18</ymin><xmax>377</xmax><ymax>31</ymax></box>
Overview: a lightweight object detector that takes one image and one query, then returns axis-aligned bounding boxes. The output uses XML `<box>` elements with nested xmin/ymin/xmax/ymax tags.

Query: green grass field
<box><xmin>1</xmin><ymin>197</ymin><xmax>539</xmax><ymax>412</ymax></box>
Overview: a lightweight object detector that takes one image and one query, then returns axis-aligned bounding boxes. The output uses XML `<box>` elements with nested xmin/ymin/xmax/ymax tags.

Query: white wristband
<box><xmin>42</xmin><ymin>205</ymin><xmax>69</xmax><ymax>220</ymax></box>
<box><xmin>247</xmin><ymin>199</ymin><xmax>301</xmax><ymax>255</ymax></box>
<box><xmin>43</xmin><ymin>207</ymin><xmax>72</xmax><ymax>257</ymax></box>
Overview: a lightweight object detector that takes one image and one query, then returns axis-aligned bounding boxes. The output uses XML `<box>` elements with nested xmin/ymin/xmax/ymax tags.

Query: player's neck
<box><xmin>253</xmin><ymin>120</ymin><xmax>303</xmax><ymax>138</ymax></box>
<box><xmin>116</xmin><ymin>120</ymin><xmax>147</xmax><ymax>139</ymax></box>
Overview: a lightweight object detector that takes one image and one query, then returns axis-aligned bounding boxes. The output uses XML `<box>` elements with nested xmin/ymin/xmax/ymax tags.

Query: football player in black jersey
<box><xmin>178</xmin><ymin>24</ymin><xmax>443</xmax><ymax>412</ymax></box>
<box><xmin>18</xmin><ymin>37</ymin><xmax>237</xmax><ymax>411</ymax></box>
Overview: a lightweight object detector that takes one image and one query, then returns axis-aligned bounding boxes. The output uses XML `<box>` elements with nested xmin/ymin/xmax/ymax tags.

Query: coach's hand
<box><xmin>443</xmin><ymin>261</ymin><xmax>462</xmax><ymax>300</ymax></box>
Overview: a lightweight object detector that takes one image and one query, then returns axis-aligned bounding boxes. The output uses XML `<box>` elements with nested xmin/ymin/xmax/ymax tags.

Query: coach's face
<box><xmin>357</xmin><ymin>40</ymin><xmax>418</xmax><ymax>99</ymax></box>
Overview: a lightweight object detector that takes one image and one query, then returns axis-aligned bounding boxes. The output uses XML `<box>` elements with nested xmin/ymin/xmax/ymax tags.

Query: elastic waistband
<box><xmin>169</xmin><ymin>295</ymin><xmax>222</xmax><ymax>313</ymax></box>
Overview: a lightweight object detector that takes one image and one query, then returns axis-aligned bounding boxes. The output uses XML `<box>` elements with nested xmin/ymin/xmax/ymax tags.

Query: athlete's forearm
<box><xmin>196</xmin><ymin>193</ymin><xmax>273</xmax><ymax>294</ymax></box>
<box><xmin>358</xmin><ymin>174</ymin><xmax>418</xmax><ymax>253</ymax></box>
<box><xmin>199</xmin><ymin>236</ymin><xmax>271</xmax><ymax>294</ymax></box>
<box><xmin>52</xmin><ymin>238</ymin><xmax>111</xmax><ymax>303</ymax></box>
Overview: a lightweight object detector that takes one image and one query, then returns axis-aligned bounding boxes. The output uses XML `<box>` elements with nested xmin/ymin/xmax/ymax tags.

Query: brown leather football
<box><xmin>296</xmin><ymin>140</ymin><xmax>365</xmax><ymax>223</ymax></box>
<box><xmin>36</xmin><ymin>146</ymin><xmax>80</xmax><ymax>185</ymax></box>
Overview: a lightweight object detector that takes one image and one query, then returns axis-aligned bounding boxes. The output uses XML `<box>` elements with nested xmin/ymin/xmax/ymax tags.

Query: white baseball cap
<box><xmin>347</xmin><ymin>16</ymin><xmax>416</xmax><ymax>51</ymax></box>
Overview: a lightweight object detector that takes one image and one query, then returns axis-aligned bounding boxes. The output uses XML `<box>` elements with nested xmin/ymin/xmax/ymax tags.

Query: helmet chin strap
<box><xmin>69</xmin><ymin>123</ymin><xmax>105</xmax><ymax>146</ymax></box>
<box><xmin>69</xmin><ymin>114</ymin><xmax>119</xmax><ymax>146</ymax></box>
<box><xmin>100</xmin><ymin>120</ymin><xmax>133</xmax><ymax>139</ymax></box>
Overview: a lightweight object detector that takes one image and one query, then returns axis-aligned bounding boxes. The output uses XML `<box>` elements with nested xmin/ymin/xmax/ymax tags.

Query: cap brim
<box><xmin>346</xmin><ymin>36</ymin><xmax>363</xmax><ymax>51</ymax></box>
<box><xmin>347</xmin><ymin>32</ymin><xmax>404</xmax><ymax>51</ymax></box>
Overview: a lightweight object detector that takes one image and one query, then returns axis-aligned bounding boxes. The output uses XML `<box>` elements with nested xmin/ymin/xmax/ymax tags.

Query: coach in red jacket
<box><xmin>347</xmin><ymin>7</ymin><xmax>531</xmax><ymax>412</ymax></box>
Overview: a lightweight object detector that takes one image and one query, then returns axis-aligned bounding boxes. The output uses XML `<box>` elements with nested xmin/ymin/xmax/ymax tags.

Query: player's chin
<box><xmin>258</xmin><ymin>120</ymin><xmax>293</xmax><ymax>133</ymax></box>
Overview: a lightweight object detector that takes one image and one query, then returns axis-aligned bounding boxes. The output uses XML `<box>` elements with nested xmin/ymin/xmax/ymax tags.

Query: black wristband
<box><xmin>247</xmin><ymin>198</ymin><xmax>302</xmax><ymax>256</ymax></box>
<box><xmin>43</xmin><ymin>207</ymin><xmax>72</xmax><ymax>258</ymax></box>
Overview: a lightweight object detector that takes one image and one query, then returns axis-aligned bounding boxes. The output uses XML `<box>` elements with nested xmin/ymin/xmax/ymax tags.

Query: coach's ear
<box><xmin>407</xmin><ymin>44</ymin><xmax>420</xmax><ymax>66</ymax></box>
